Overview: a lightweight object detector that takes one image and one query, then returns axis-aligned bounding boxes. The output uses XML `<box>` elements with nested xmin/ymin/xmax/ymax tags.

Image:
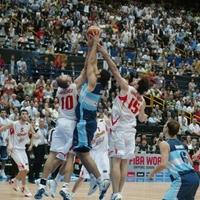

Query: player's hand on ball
<box><xmin>92</xmin><ymin>35</ymin><xmax>100</xmax><ymax>45</ymax></box>
<box><xmin>97</xmin><ymin>43</ymin><xmax>108</xmax><ymax>56</ymax></box>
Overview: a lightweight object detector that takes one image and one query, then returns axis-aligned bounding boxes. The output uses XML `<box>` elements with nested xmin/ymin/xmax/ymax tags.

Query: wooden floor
<box><xmin>0</xmin><ymin>181</ymin><xmax>200</xmax><ymax>200</ymax></box>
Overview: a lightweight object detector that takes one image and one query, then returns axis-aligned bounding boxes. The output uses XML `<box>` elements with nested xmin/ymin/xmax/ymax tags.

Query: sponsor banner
<box><xmin>127</xmin><ymin>154</ymin><xmax>171</xmax><ymax>182</ymax></box>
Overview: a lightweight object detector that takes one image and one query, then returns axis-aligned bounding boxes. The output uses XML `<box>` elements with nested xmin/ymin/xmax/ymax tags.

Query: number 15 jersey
<box><xmin>111</xmin><ymin>85</ymin><xmax>144</xmax><ymax>130</ymax></box>
<box><xmin>56</xmin><ymin>83</ymin><xmax>78</xmax><ymax>120</ymax></box>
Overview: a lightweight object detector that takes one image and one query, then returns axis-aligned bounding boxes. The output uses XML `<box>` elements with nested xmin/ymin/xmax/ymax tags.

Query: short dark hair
<box><xmin>20</xmin><ymin>109</ymin><xmax>28</xmax><ymax>115</ymax></box>
<box><xmin>167</xmin><ymin>120</ymin><xmax>180</xmax><ymax>137</ymax></box>
<box><xmin>137</xmin><ymin>77</ymin><xmax>150</xmax><ymax>95</ymax></box>
<box><xmin>98</xmin><ymin>69</ymin><xmax>110</xmax><ymax>88</ymax></box>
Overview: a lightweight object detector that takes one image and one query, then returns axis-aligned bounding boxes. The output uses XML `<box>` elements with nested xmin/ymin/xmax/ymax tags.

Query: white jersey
<box><xmin>0</xmin><ymin>117</ymin><xmax>12</xmax><ymax>146</ymax></box>
<box><xmin>9</xmin><ymin>121</ymin><xmax>31</xmax><ymax>150</ymax></box>
<box><xmin>111</xmin><ymin>85</ymin><xmax>144</xmax><ymax>130</ymax></box>
<box><xmin>56</xmin><ymin>83</ymin><xmax>78</xmax><ymax>120</ymax></box>
<box><xmin>91</xmin><ymin>118</ymin><xmax>108</xmax><ymax>153</ymax></box>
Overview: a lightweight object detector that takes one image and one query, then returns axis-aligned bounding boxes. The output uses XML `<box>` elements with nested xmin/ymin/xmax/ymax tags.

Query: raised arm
<box><xmin>98</xmin><ymin>45</ymin><xmax>128</xmax><ymax>92</ymax></box>
<box><xmin>86</xmin><ymin>38</ymin><xmax>98</xmax><ymax>91</ymax></box>
<box><xmin>74</xmin><ymin>52</ymin><xmax>90</xmax><ymax>90</ymax></box>
<box><xmin>138</xmin><ymin>98</ymin><xmax>148</xmax><ymax>123</ymax></box>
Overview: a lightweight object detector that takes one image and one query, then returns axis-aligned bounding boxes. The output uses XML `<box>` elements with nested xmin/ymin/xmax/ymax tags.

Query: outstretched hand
<box><xmin>97</xmin><ymin>43</ymin><xmax>108</xmax><ymax>56</ymax></box>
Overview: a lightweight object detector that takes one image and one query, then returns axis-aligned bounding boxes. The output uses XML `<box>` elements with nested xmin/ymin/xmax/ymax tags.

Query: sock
<box><xmin>112</xmin><ymin>193</ymin><xmax>119</xmax><ymax>198</ymax></box>
<box><xmin>89</xmin><ymin>173</ymin><xmax>96</xmax><ymax>180</ymax></box>
<box><xmin>40</xmin><ymin>178</ymin><xmax>47</xmax><ymax>186</ymax></box>
<box><xmin>96</xmin><ymin>176</ymin><xmax>102</xmax><ymax>185</ymax></box>
<box><xmin>55</xmin><ymin>173</ymin><xmax>63</xmax><ymax>183</ymax></box>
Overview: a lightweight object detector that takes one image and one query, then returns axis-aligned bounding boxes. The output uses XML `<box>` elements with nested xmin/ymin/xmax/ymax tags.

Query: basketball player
<box><xmin>98</xmin><ymin>45</ymin><xmax>150</xmax><ymax>200</ymax></box>
<box><xmin>0</xmin><ymin>109</ymin><xmax>38</xmax><ymax>197</ymax></box>
<box><xmin>34</xmin><ymin>70</ymin><xmax>86</xmax><ymax>199</ymax></box>
<box><xmin>72</xmin><ymin>113</ymin><xmax>110</xmax><ymax>197</ymax></box>
<box><xmin>60</xmin><ymin>36</ymin><xmax>111</xmax><ymax>200</ymax></box>
<box><xmin>0</xmin><ymin>109</ymin><xmax>11</xmax><ymax>179</ymax></box>
<box><xmin>149</xmin><ymin>120</ymin><xmax>199</xmax><ymax>200</ymax></box>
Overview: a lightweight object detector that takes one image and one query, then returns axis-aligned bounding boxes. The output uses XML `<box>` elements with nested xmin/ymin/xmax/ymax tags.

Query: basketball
<box><xmin>86</xmin><ymin>25</ymin><xmax>101</xmax><ymax>39</ymax></box>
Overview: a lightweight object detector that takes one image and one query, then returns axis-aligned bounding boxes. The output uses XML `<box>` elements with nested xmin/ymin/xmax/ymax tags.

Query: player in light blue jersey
<box><xmin>59</xmin><ymin>33</ymin><xmax>111</xmax><ymax>200</ymax></box>
<box><xmin>149</xmin><ymin>119</ymin><xmax>199</xmax><ymax>200</ymax></box>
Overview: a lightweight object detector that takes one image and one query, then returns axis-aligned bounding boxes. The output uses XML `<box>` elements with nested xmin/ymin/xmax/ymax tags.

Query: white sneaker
<box><xmin>59</xmin><ymin>188</ymin><xmax>73</xmax><ymax>200</ymax></box>
<box><xmin>99</xmin><ymin>179</ymin><xmax>110</xmax><ymax>200</ymax></box>
<box><xmin>22</xmin><ymin>186</ymin><xmax>32</xmax><ymax>197</ymax></box>
<box><xmin>111</xmin><ymin>193</ymin><xmax>122</xmax><ymax>200</ymax></box>
<box><xmin>48</xmin><ymin>179</ymin><xmax>58</xmax><ymax>198</ymax></box>
<box><xmin>9</xmin><ymin>178</ymin><xmax>20</xmax><ymax>192</ymax></box>
<box><xmin>35</xmin><ymin>179</ymin><xmax>49</xmax><ymax>197</ymax></box>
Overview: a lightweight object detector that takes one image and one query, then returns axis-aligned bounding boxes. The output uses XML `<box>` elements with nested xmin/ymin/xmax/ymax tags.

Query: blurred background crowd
<box><xmin>0</xmin><ymin>0</ymin><xmax>200</xmax><ymax>181</ymax></box>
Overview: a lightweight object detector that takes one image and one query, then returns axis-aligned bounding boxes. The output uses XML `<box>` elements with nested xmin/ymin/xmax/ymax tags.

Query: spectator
<box><xmin>0</xmin><ymin>109</ymin><xmax>11</xmax><ymax>179</ymax></box>
<box><xmin>0</xmin><ymin>54</ymin><xmax>5</xmax><ymax>69</ymax></box>
<box><xmin>9</xmin><ymin>55</ymin><xmax>16</xmax><ymax>76</ymax></box>
<box><xmin>189</xmin><ymin>118</ymin><xmax>200</xmax><ymax>135</ymax></box>
<box><xmin>3</xmin><ymin>74</ymin><xmax>17</xmax><ymax>95</ymax></box>
<box><xmin>178</xmin><ymin>111</ymin><xmax>189</xmax><ymax>134</ymax></box>
<box><xmin>29</xmin><ymin>118</ymin><xmax>48</xmax><ymax>183</ymax></box>
<box><xmin>9</xmin><ymin>93</ymin><xmax>21</xmax><ymax>108</ymax></box>
<box><xmin>139</xmin><ymin>139</ymin><xmax>149</xmax><ymax>154</ymax></box>
<box><xmin>148</xmin><ymin>112</ymin><xmax>160</xmax><ymax>126</ymax></box>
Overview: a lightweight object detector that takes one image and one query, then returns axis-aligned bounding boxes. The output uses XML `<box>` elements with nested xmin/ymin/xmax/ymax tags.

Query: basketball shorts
<box><xmin>11</xmin><ymin>149</ymin><xmax>29</xmax><ymax>171</ymax></box>
<box><xmin>163</xmin><ymin>171</ymin><xmax>199</xmax><ymax>200</ymax></box>
<box><xmin>80</xmin><ymin>151</ymin><xmax>110</xmax><ymax>180</ymax></box>
<box><xmin>0</xmin><ymin>146</ymin><xmax>8</xmax><ymax>160</ymax></box>
<box><xmin>109</xmin><ymin>128</ymin><xmax>136</xmax><ymax>159</ymax></box>
<box><xmin>50</xmin><ymin>118</ymin><xmax>76</xmax><ymax>160</ymax></box>
<box><xmin>73</xmin><ymin>120</ymin><xmax>97</xmax><ymax>152</ymax></box>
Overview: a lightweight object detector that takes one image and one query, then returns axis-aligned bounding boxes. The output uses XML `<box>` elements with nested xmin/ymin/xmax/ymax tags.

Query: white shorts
<box><xmin>50</xmin><ymin>118</ymin><xmax>76</xmax><ymax>160</ymax></box>
<box><xmin>11</xmin><ymin>149</ymin><xmax>29</xmax><ymax>171</ymax></box>
<box><xmin>80</xmin><ymin>151</ymin><xmax>110</xmax><ymax>180</ymax></box>
<box><xmin>109</xmin><ymin>128</ymin><xmax>136</xmax><ymax>159</ymax></box>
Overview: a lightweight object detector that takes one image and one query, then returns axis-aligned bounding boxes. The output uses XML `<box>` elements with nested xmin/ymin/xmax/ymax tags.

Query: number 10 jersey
<box><xmin>56</xmin><ymin>83</ymin><xmax>78</xmax><ymax>120</ymax></box>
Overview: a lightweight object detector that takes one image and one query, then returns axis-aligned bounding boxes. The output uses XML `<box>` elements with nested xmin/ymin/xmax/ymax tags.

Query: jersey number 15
<box><xmin>128</xmin><ymin>97</ymin><xmax>139</xmax><ymax>114</ymax></box>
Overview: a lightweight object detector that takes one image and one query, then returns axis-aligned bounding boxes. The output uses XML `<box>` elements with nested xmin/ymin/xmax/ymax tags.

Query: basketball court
<box><xmin>0</xmin><ymin>181</ymin><xmax>200</xmax><ymax>200</ymax></box>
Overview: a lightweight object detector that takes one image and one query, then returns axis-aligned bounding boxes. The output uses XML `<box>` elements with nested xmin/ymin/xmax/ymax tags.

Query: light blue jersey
<box><xmin>73</xmin><ymin>82</ymin><xmax>103</xmax><ymax>152</ymax></box>
<box><xmin>167</xmin><ymin>138</ymin><xmax>193</xmax><ymax>179</ymax></box>
<box><xmin>76</xmin><ymin>82</ymin><xmax>102</xmax><ymax>121</ymax></box>
<box><xmin>163</xmin><ymin>138</ymin><xmax>199</xmax><ymax>200</ymax></box>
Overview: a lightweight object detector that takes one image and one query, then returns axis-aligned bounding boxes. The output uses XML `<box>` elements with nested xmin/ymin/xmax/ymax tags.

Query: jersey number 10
<box><xmin>61</xmin><ymin>96</ymin><xmax>73</xmax><ymax>110</ymax></box>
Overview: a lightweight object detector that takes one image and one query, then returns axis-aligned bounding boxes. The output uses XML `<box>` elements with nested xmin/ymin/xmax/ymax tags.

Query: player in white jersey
<box><xmin>0</xmin><ymin>109</ymin><xmax>12</xmax><ymax>179</ymax></box>
<box><xmin>0</xmin><ymin>109</ymin><xmax>38</xmax><ymax>197</ymax></box>
<box><xmin>35</xmin><ymin>70</ymin><xmax>86</xmax><ymax>200</ymax></box>
<box><xmin>98</xmin><ymin>45</ymin><xmax>151</xmax><ymax>200</ymax></box>
<box><xmin>71</xmin><ymin>113</ymin><xmax>110</xmax><ymax>197</ymax></box>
